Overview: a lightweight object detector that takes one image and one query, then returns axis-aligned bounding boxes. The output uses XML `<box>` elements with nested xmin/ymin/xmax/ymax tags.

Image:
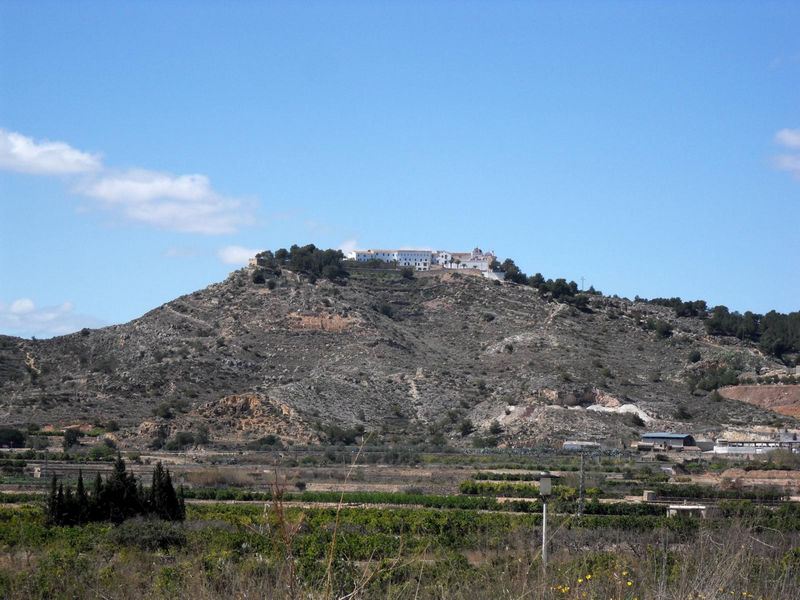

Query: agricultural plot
<box><xmin>2</xmin><ymin>451</ymin><xmax>800</xmax><ymax>599</ymax></box>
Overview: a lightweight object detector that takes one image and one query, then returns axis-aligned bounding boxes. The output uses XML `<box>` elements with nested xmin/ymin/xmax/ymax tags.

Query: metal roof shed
<box><xmin>641</xmin><ymin>433</ymin><xmax>696</xmax><ymax>447</ymax></box>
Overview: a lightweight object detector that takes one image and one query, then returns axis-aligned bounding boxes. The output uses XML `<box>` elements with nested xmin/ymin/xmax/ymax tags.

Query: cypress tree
<box><xmin>151</xmin><ymin>462</ymin><xmax>171</xmax><ymax>520</ymax></box>
<box><xmin>163</xmin><ymin>470</ymin><xmax>182</xmax><ymax>521</ymax></box>
<box><xmin>91</xmin><ymin>471</ymin><xmax>104</xmax><ymax>521</ymax></box>
<box><xmin>47</xmin><ymin>474</ymin><xmax>58</xmax><ymax>525</ymax></box>
<box><xmin>137</xmin><ymin>481</ymin><xmax>147</xmax><ymax>513</ymax></box>
<box><xmin>43</xmin><ymin>460</ymin><xmax>186</xmax><ymax>526</ymax></box>
<box><xmin>178</xmin><ymin>485</ymin><xmax>186</xmax><ymax>521</ymax></box>
<box><xmin>55</xmin><ymin>483</ymin><xmax>65</xmax><ymax>525</ymax></box>
<box><xmin>151</xmin><ymin>462</ymin><xmax>161</xmax><ymax>516</ymax></box>
<box><xmin>149</xmin><ymin>462</ymin><xmax>184</xmax><ymax>521</ymax></box>
<box><xmin>75</xmin><ymin>470</ymin><xmax>88</xmax><ymax>525</ymax></box>
<box><xmin>63</xmin><ymin>486</ymin><xmax>75</xmax><ymax>526</ymax></box>
<box><xmin>149</xmin><ymin>461</ymin><xmax>165</xmax><ymax>517</ymax></box>
<box><xmin>105</xmin><ymin>454</ymin><xmax>137</xmax><ymax>523</ymax></box>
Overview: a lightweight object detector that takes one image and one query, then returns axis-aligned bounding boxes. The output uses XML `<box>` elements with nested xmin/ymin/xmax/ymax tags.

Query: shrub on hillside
<box><xmin>0</xmin><ymin>428</ymin><xmax>26</xmax><ymax>448</ymax></box>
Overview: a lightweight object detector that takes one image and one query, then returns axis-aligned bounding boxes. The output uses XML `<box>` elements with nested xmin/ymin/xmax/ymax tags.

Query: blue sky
<box><xmin>1</xmin><ymin>1</ymin><xmax>798</xmax><ymax>338</ymax></box>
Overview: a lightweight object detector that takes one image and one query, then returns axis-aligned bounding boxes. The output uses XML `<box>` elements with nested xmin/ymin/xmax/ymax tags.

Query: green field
<box><xmin>2</xmin><ymin>450</ymin><xmax>800</xmax><ymax>599</ymax></box>
<box><xmin>2</xmin><ymin>492</ymin><xmax>800</xmax><ymax>599</ymax></box>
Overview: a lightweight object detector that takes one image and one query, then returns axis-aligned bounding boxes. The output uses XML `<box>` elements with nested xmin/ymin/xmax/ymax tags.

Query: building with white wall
<box><xmin>346</xmin><ymin>246</ymin><xmax>500</xmax><ymax>276</ymax></box>
<box><xmin>438</xmin><ymin>247</ymin><xmax>496</xmax><ymax>272</ymax></box>
<box><xmin>712</xmin><ymin>437</ymin><xmax>800</xmax><ymax>455</ymax></box>
<box><xmin>347</xmin><ymin>249</ymin><xmax>432</xmax><ymax>270</ymax></box>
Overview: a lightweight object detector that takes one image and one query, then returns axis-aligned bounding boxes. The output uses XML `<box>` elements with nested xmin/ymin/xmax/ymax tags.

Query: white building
<box><xmin>347</xmin><ymin>249</ymin><xmax>432</xmax><ymax>270</ymax></box>
<box><xmin>435</xmin><ymin>247</ymin><xmax>496</xmax><ymax>272</ymax></box>
<box><xmin>346</xmin><ymin>246</ymin><xmax>502</xmax><ymax>278</ymax></box>
<box><xmin>712</xmin><ymin>438</ymin><xmax>800</xmax><ymax>455</ymax></box>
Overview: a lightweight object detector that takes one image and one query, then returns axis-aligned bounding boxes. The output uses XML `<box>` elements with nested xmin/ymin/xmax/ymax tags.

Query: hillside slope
<box><xmin>719</xmin><ymin>385</ymin><xmax>800</xmax><ymax>418</ymax></box>
<box><xmin>0</xmin><ymin>267</ymin><xmax>793</xmax><ymax>448</ymax></box>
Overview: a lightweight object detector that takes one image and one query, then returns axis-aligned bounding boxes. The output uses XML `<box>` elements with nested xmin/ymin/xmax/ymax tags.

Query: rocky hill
<box><xmin>0</xmin><ymin>265</ymin><xmax>795</xmax><ymax>449</ymax></box>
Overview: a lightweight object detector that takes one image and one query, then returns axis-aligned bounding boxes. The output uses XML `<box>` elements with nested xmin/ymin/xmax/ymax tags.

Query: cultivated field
<box><xmin>2</xmin><ymin>447</ymin><xmax>800</xmax><ymax>599</ymax></box>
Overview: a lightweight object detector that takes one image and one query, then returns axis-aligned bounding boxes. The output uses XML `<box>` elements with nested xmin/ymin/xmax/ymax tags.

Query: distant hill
<box><xmin>1</xmin><ymin>262</ymin><xmax>796</xmax><ymax>450</ymax></box>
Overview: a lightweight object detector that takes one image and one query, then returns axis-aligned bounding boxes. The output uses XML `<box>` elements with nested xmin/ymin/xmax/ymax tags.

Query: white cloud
<box><xmin>3</xmin><ymin>128</ymin><xmax>254</xmax><ymax>235</ymax></box>
<box><xmin>9</xmin><ymin>298</ymin><xmax>35</xmax><ymax>314</ymax></box>
<box><xmin>0</xmin><ymin>129</ymin><xmax>101</xmax><ymax>175</ymax></box>
<box><xmin>218</xmin><ymin>245</ymin><xmax>262</xmax><ymax>265</ymax></box>
<box><xmin>774</xmin><ymin>154</ymin><xmax>800</xmax><ymax>178</ymax></box>
<box><xmin>775</xmin><ymin>128</ymin><xmax>800</xmax><ymax>149</ymax></box>
<box><xmin>773</xmin><ymin>128</ymin><xmax>800</xmax><ymax>181</ymax></box>
<box><xmin>338</xmin><ymin>239</ymin><xmax>359</xmax><ymax>254</ymax></box>
<box><xmin>164</xmin><ymin>247</ymin><xmax>202</xmax><ymax>258</ymax></box>
<box><xmin>76</xmin><ymin>169</ymin><xmax>252</xmax><ymax>234</ymax></box>
<box><xmin>0</xmin><ymin>298</ymin><xmax>106</xmax><ymax>338</ymax></box>
<box><xmin>303</xmin><ymin>219</ymin><xmax>334</xmax><ymax>235</ymax></box>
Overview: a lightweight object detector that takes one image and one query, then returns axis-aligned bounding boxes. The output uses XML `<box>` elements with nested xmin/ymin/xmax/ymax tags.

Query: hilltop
<box><xmin>1</xmin><ymin>254</ymin><xmax>797</xmax><ymax>450</ymax></box>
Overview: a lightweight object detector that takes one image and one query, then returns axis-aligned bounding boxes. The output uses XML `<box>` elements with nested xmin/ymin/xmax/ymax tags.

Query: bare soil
<box><xmin>718</xmin><ymin>385</ymin><xmax>800</xmax><ymax>417</ymax></box>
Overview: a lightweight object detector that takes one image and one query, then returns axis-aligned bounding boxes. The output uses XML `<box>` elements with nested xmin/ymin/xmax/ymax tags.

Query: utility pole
<box><xmin>539</xmin><ymin>472</ymin><xmax>552</xmax><ymax>576</ymax></box>
<box><xmin>580</xmin><ymin>276</ymin><xmax>585</xmax><ymax>292</ymax></box>
<box><xmin>542</xmin><ymin>500</ymin><xmax>547</xmax><ymax>571</ymax></box>
<box><xmin>578</xmin><ymin>452</ymin><xmax>585</xmax><ymax>517</ymax></box>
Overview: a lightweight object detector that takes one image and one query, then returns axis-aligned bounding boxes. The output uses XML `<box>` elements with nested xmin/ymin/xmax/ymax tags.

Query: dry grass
<box><xmin>2</xmin><ymin>450</ymin><xmax>799</xmax><ymax>600</ymax></box>
<box><xmin>2</xmin><ymin>521</ymin><xmax>798</xmax><ymax>599</ymax></box>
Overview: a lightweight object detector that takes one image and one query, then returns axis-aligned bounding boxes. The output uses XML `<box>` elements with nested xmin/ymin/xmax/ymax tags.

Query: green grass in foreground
<box><xmin>1</xmin><ymin>499</ymin><xmax>800</xmax><ymax>599</ymax></box>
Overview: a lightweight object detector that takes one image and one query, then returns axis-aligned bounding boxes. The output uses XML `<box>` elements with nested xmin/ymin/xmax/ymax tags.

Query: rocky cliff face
<box><xmin>0</xmin><ymin>267</ymin><xmax>792</xmax><ymax>448</ymax></box>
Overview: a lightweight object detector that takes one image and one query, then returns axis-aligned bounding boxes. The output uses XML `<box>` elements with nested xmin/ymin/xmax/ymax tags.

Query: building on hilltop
<box><xmin>247</xmin><ymin>246</ymin><xmax>503</xmax><ymax>280</ymax></box>
<box><xmin>346</xmin><ymin>246</ymin><xmax>503</xmax><ymax>279</ymax></box>
<box><xmin>440</xmin><ymin>247</ymin><xmax>496</xmax><ymax>272</ymax></box>
<box><xmin>347</xmin><ymin>249</ymin><xmax>432</xmax><ymax>270</ymax></box>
